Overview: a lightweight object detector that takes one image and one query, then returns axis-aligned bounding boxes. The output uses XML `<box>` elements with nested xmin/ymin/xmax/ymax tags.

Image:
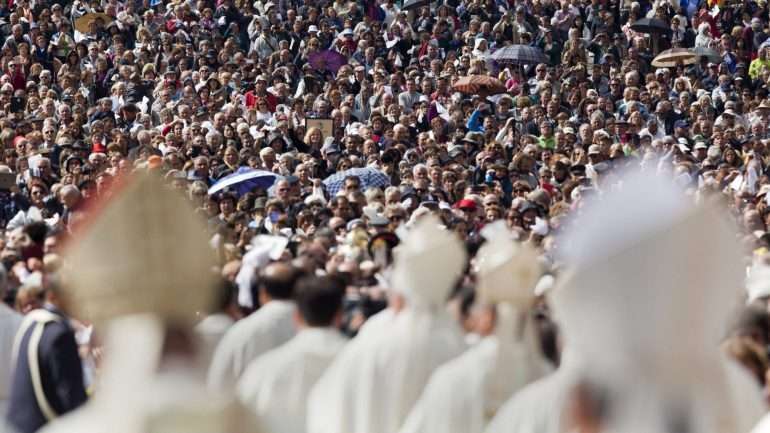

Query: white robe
<box><xmin>208</xmin><ymin>300</ymin><xmax>296</xmax><ymax>390</ymax></box>
<box><xmin>484</xmin><ymin>364</ymin><xmax>576</xmax><ymax>433</ymax></box>
<box><xmin>195</xmin><ymin>313</ymin><xmax>235</xmax><ymax>369</ymax></box>
<box><xmin>306</xmin><ymin>307</ymin><xmax>465</xmax><ymax>433</ymax></box>
<box><xmin>401</xmin><ymin>308</ymin><xmax>552</xmax><ymax>433</ymax></box>
<box><xmin>485</xmin><ymin>356</ymin><xmax>766</xmax><ymax>433</ymax></box>
<box><xmin>236</xmin><ymin>327</ymin><xmax>347</xmax><ymax>433</ymax></box>
<box><xmin>0</xmin><ymin>303</ymin><xmax>22</xmax><ymax>416</ymax></box>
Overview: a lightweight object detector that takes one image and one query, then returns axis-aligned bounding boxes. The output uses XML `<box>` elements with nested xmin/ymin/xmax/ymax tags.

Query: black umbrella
<box><xmin>490</xmin><ymin>45</ymin><xmax>549</xmax><ymax>66</ymax></box>
<box><xmin>401</xmin><ymin>0</ymin><xmax>430</xmax><ymax>11</ymax></box>
<box><xmin>630</xmin><ymin>18</ymin><xmax>671</xmax><ymax>35</ymax></box>
<box><xmin>630</xmin><ymin>18</ymin><xmax>671</xmax><ymax>54</ymax></box>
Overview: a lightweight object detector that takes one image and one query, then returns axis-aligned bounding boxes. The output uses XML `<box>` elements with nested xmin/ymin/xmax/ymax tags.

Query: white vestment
<box><xmin>237</xmin><ymin>327</ymin><xmax>347</xmax><ymax>433</ymax></box>
<box><xmin>400</xmin><ymin>307</ymin><xmax>552</xmax><ymax>433</ymax></box>
<box><xmin>306</xmin><ymin>308</ymin><xmax>466</xmax><ymax>433</ymax></box>
<box><xmin>208</xmin><ymin>300</ymin><xmax>296</xmax><ymax>389</ymax></box>
<box><xmin>0</xmin><ymin>303</ymin><xmax>22</xmax><ymax>416</ymax></box>
<box><xmin>485</xmin><ymin>354</ymin><xmax>765</xmax><ymax>433</ymax></box>
<box><xmin>485</xmin><ymin>362</ymin><xmax>578</xmax><ymax>433</ymax></box>
<box><xmin>195</xmin><ymin>313</ymin><xmax>235</xmax><ymax>369</ymax></box>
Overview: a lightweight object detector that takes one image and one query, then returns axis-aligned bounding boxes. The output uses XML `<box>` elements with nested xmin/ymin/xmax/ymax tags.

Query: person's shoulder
<box><xmin>224</xmin><ymin>304</ymin><xmax>293</xmax><ymax>339</ymax></box>
<box><xmin>239</xmin><ymin>339</ymin><xmax>295</xmax><ymax>382</ymax></box>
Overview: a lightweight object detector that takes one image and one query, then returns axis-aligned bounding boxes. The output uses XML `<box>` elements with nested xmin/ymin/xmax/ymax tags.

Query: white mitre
<box><xmin>392</xmin><ymin>214</ymin><xmax>467</xmax><ymax>307</ymax></box>
<box><xmin>553</xmin><ymin>169</ymin><xmax>759</xmax><ymax>433</ymax></box>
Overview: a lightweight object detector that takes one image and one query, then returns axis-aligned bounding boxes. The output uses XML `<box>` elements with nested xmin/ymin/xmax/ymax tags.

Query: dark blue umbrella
<box><xmin>323</xmin><ymin>167</ymin><xmax>391</xmax><ymax>196</ymax></box>
<box><xmin>208</xmin><ymin>167</ymin><xmax>280</xmax><ymax>196</ymax></box>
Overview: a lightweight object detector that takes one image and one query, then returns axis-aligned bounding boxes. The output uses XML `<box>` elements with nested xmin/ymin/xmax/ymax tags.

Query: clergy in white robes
<box><xmin>196</xmin><ymin>312</ymin><xmax>235</xmax><ymax>368</ymax></box>
<box><xmin>400</xmin><ymin>222</ymin><xmax>552</xmax><ymax>433</ymax></box>
<box><xmin>514</xmin><ymin>169</ymin><xmax>765</xmax><ymax>433</ymax></box>
<box><xmin>208</xmin><ymin>262</ymin><xmax>299</xmax><ymax>390</ymax></box>
<box><xmin>237</xmin><ymin>275</ymin><xmax>347</xmax><ymax>433</ymax></box>
<box><xmin>306</xmin><ymin>215</ymin><xmax>468</xmax><ymax>433</ymax></box>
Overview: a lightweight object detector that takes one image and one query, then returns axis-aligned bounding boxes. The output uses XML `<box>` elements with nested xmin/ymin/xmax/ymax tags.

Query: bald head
<box><xmin>260</xmin><ymin>262</ymin><xmax>299</xmax><ymax>301</ymax></box>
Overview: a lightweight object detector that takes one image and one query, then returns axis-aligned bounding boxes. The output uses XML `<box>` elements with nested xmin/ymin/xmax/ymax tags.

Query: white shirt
<box><xmin>237</xmin><ymin>327</ymin><xmax>347</xmax><ymax>433</ymax></box>
<box><xmin>0</xmin><ymin>303</ymin><xmax>22</xmax><ymax>416</ymax></box>
<box><xmin>306</xmin><ymin>307</ymin><xmax>465</xmax><ymax>433</ymax></box>
<box><xmin>207</xmin><ymin>300</ymin><xmax>296</xmax><ymax>390</ymax></box>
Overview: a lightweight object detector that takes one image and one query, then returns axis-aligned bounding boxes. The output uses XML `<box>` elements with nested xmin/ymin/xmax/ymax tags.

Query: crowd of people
<box><xmin>3</xmin><ymin>0</ymin><xmax>770</xmax><ymax>430</ymax></box>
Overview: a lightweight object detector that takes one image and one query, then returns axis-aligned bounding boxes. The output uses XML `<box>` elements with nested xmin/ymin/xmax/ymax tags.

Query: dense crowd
<box><xmin>5</xmin><ymin>0</ymin><xmax>770</xmax><ymax>431</ymax></box>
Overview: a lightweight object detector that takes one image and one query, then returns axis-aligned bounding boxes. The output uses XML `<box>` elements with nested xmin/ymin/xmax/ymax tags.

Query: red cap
<box><xmin>92</xmin><ymin>142</ymin><xmax>107</xmax><ymax>154</ymax></box>
<box><xmin>454</xmin><ymin>198</ymin><xmax>477</xmax><ymax>211</ymax></box>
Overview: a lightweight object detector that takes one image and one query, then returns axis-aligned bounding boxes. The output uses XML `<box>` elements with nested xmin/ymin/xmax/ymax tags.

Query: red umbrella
<box><xmin>452</xmin><ymin>75</ymin><xmax>507</xmax><ymax>96</ymax></box>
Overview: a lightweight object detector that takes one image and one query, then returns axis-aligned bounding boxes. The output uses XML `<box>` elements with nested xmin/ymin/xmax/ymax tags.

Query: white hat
<box><xmin>308</xmin><ymin>25</ymin><xmax>319</xmax><ymax>33</ymax></box>
<box><xmin>392</xmin><ymin>214</ymin><xmax>467</xmax><ymax>307</ymax></box>
<box><xmin>476</xmin><ymin>221</ymin><xmax>541</xmax><ymax>308</ymax></box>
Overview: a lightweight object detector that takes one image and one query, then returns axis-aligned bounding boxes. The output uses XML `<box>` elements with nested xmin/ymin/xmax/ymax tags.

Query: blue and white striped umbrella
<box><xmin>323</xmin><ymin>167</ymin><xmax>391</xmax><ymax>197</ymax></box>
<box><xmin>208</xmin><ymin>167</ymin><xmax>280</xmax><ymax>196</ymax></box>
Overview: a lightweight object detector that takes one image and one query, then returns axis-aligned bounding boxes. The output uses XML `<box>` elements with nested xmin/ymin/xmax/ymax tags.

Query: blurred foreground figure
<box><xmin>307</xmin><ymin>215</ymin><xmax>467</xmax><ymax>433</ymax></box>
<box><xmin>36</xmin><ymin>174</ymin><xmax>261</xmax><ymax>433</ymax></box>
<box><xmin>400</xmin><ymin>221</ymin><xmax>551</xmax><ymax>433</ymax></box>
<box><xmin>488</xmin><ymin>170</ymin><xmax>765</xmax><ymax>433</ymax></box>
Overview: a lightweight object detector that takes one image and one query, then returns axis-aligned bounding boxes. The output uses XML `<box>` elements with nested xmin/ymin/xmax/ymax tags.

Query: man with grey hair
<box><xmin>59</xmin><ymin>185</ymin><xmax>83</xmax><ymax>230</ymax></box>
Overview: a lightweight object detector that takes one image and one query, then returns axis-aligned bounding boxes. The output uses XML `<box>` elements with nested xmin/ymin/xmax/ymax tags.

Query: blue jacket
<box><xmin>6</xmin><ymin>307</ymin><xmax>87</xmax><ymax>433</ymax></box>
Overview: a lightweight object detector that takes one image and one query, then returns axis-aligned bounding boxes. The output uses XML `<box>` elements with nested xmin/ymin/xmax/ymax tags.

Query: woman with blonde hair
<box><xmin>304</xmin><ymin>127</ymin><xmax>324</xmax><ymax>152</ymax></box>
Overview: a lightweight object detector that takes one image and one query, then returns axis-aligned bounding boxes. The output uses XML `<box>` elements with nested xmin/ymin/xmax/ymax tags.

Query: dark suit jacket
<box><xmin>6</xmin><ymin>307</ymin><xmax>87</xmax><ymax>433</ymax></box>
